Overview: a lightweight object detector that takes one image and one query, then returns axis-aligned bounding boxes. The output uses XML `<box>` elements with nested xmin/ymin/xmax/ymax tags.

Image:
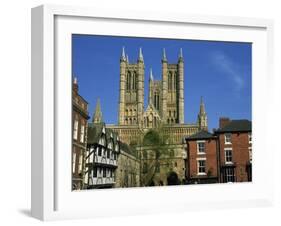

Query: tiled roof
<box><xmin>216</xmin><ymin>120</ymin><xmax>252</xmax><ymax>133</ymax></box>
<box><xmin>185</xmin><ymin>130</ymin><xmax>214</xmax><ymax>140</ymax></box>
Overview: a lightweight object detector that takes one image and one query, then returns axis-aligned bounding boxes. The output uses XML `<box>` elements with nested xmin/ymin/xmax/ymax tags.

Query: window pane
<box><xmin>73</xmin><ymin>120</ymin><xmax>78</xmax><ymax>140</ymax></box>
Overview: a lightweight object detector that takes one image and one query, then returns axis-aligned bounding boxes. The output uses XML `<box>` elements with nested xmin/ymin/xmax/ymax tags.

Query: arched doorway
<box><xmin>167</xmin><ymin>171</ymin><xmax>179</xmax><ymax>185</ymax></box>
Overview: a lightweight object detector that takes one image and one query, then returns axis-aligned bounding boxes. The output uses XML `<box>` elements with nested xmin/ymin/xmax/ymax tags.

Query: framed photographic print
<box><xmin>31</xmin><ymin>4</ymin><xmax>274</xmax><ymax>221</ymax></box>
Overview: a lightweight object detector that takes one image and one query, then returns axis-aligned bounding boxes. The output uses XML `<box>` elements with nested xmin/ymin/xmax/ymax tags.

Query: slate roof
<box><xmin>87</xmin><ymin>122</ymin><xmax>119</xmax><ymax>145</ymax></box>
<box><xmin>87</xmin><ymin>122</ymin><xmax>104</xmax><ymax>144</ymax></box>
<box><xmin>185</xmin><ymin>130</ymin><xmax>214</xmax><ymax>140</ymax></box>
<box><xmin>216</xmin><ymin>119</ymin><xmax>252</xmax><ymax>133</ymax></box>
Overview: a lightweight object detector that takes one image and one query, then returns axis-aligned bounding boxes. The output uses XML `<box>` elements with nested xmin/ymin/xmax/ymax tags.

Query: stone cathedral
<box><xmin>103</xmin><ymin>47</ymin><xmax>208</xmax><ymax>186</ymax></box>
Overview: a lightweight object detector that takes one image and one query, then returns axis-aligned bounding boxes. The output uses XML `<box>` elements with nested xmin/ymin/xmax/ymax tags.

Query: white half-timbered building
<box><xmin>84</xmin><ymin>100</ymin><xmax>120</xmax><ymax>189</ymax></box>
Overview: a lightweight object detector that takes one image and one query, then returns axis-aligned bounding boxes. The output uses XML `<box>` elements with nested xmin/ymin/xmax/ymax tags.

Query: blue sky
<box><xmin>72</xmin><ymin>34</ymin><xmax>252</xmax><ymax>131</ymax></box>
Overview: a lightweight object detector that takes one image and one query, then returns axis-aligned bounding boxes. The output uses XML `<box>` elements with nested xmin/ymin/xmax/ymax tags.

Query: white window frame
<box><xmin>73</xmin><ymin>119</ymin><xmax>79</xmax><ymax>140</ymax></box>
<box><xmin>78</xmin><ymin>154</ymin><xmax>83</xmax><ymax>173</ymax></box>
<box><xmin>196</xmin><ymin>157</ymin><xmax>206</xmax><ymax>175</ymax></box>
<box><xmin>249</xmin><ymin>147</ymin><xmax>252</xmax><ymax>163</ymax></box>
<box><xmin>248</xmin><ymin>132</ymin><xmax>252</xmax><ymax>144</ymax></box>
<box><xmin>224</xmin><ymin>148</ymin><xmax>233</xmax><ymax>164</ymax></box>
<box><xmin>224</xmin><ymin>133</ymin><xmax>232</xmax><ymax>144</ymax></box>
<box><xmin>225</xmin><ymin>167</ymin><xmax>235</xmax><ymax>183</ymax></box>
<box><xmin>72</xmin><ymin>152</ymin><xmax>76</xmax><ymax>174</ymax></box>
<box><xmin>196</xmin><ymin>140</ymin><xmax>206</xmax><ymax>154</ymax></box>
<box><xmin>80</xmin><ymin>123</ymin><xmax>85</xmax><ymax>143</ymax></box>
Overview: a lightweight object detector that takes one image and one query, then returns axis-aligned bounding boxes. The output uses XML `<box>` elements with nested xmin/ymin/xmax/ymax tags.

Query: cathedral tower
<box><xmin>161</xmin><ymin>48</ymin><xmax>185</xmax><ymax>124</ymax></box>
<box><xmin>149</xmin><ymin>68</ymin><xmax>162</xmax><ymax>112</ymax></box>
<box><xmin>118</xmin><ymin>47</ymin><xmax>144</xmax><ymax>126</ymax></box>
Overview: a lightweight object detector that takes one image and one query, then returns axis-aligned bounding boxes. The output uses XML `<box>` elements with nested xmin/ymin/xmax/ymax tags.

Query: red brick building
<box><xmin>215</xmin><ymin>118</ymin><xmax>252</xmax><ymax>183</ymax></box>
<box><xmin>72</xmin><ymin>78</ymin><xmax>90</xmax><ymax>190</ymax></box>
<box><xmin>185</xmin><ymin>118</ymin><xmax>252</xmax><ymax>184</ymax></box>
<box><xmin>185</xmin><ymin>130</ymin><xmax>219</xmax><ymax>184</ymax></box>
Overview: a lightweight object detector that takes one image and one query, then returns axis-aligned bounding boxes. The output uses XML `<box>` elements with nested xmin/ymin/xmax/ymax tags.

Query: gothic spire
<box><xmin>178</xmin><ymin>48</ymin><xmax>183</xmax><ymax>61</ymax></box>
<box><xmin>126</xmin><ymin>54</ymin><xmax>129</xmax><ymax>63</ymax></box>
<box><xmin>199</xmin><ymin>96</ymin><xmax>206</xmax><ymax>115</ymax></box>
<box><xmin>73</xmin><ymin>76</ymin><xmax>78</xmax><ymax>93</ymax></box>
<box><xmin>93</xmin><ymin>98</ymin><xmax>103</xmax><ymax>123</ymax></box>
<box><xmin>121</xmin><ymin>46</ymin><xmax>126</xmax><ymax>61</ymax></box>
<box><xmin>149</xmin><ymin>68</ymin><xmax>154</xmax><ymax>81</ymax></box>
<box><xmin>198</xmin><ymin>96</ymin><xmax>208</xmax><ymax>130</ymax></box>
<box><xmin>138</xmin><ymin>47</ymin><xmax>144</xmax><ymax>62</ymax></box>
<box><xmin>162</xmin><ymin>48</ymin><xmax>167</xmax><ymax>62</ymax></box>
<box><xmin>73</xmin><ymin>77</ymin><xmax>78</xmax><ymax>84</ymax></box>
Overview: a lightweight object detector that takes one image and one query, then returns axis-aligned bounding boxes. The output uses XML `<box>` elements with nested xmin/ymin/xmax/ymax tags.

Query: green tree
<box><xmin>140</xmin><ymin>126</ymin><xmax>173</xmax><ymax>186</ymax></box>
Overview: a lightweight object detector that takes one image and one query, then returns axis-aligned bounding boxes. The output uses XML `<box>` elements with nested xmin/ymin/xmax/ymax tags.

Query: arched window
<box><xmin>154</xmin><ymin>93</ymin><xmax>157</xmax><ymax>108</ymax></box>
<box><xmin>126</xmin><ymin>73</ymin><xmax>128</xmax><ymax>90</ymax></box>
<box><xmin>127</xmin><ymin>72</ymin><xmax>131</xmax><ymax>90</ymax></box>
<box><xmin>157</xmin><ymin>95</ymin><xmax>159</xmax><ymax>110</ymax></box>
<box><xmin>174</xmin><ymin>73</ymin><xmax>177</xmax><ymax>90</ymax></box>
<box><xmin>132</xmin><ymin>72</ymin><xmax>135</xmax><ymax>90</ymax></box>
<box><xmin>132</xmin><ymin>72</ymin><xmax>137</xmax><ymax>90</ymax></box>
<box><xmin>154</xmin><ymin>116</ymin><xmax>157</xmax><ymax>127</ymax></box>
<box><xmin>168</xmin><ymin>72</ymin><xmax>172</xmax><ymax>90</ymax></box>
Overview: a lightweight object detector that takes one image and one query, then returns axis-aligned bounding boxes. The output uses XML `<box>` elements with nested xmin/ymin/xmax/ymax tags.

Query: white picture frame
<box><xmin>31</xmin><ymin>4</ymin><xmax>274</xmax><ymax>221</ymax></box>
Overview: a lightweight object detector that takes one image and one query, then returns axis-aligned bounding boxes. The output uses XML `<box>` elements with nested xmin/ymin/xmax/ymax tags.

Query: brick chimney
<box><xmin>219</xmin><ymin>117</ymin><xmax>230</xmax><ymax>129</ymax></box>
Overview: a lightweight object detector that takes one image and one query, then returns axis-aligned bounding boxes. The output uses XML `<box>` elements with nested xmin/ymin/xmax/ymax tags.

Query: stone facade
<box><xmin>117</xmin><ymin>48</ymin><xmax>188</xmax><ymax>127</ymax></box>
<box><xmin>72</xmin><ymin>78</ymin><xmax>89</xmax><ymax>190</ymax></box>
<box><xmin>138</xmin><ymin>143</ymin><xmax>187</xmax><ymax>186</ymax></box>
<box><xmin>107</xmin><ymin>47</ymin><xmax>208</xmax><ymax>186</ymax></box>
<box><xmin>115</xmin><ymin>142</ymin><xmax>140</xmax><ymax>188</ymax></box>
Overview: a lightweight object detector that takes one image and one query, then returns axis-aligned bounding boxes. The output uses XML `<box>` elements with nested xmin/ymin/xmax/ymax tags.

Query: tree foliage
<box><xmin>140</xmin><ymin>126</ymin><xmax>173</xmax><ymax>186</ymax></box>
